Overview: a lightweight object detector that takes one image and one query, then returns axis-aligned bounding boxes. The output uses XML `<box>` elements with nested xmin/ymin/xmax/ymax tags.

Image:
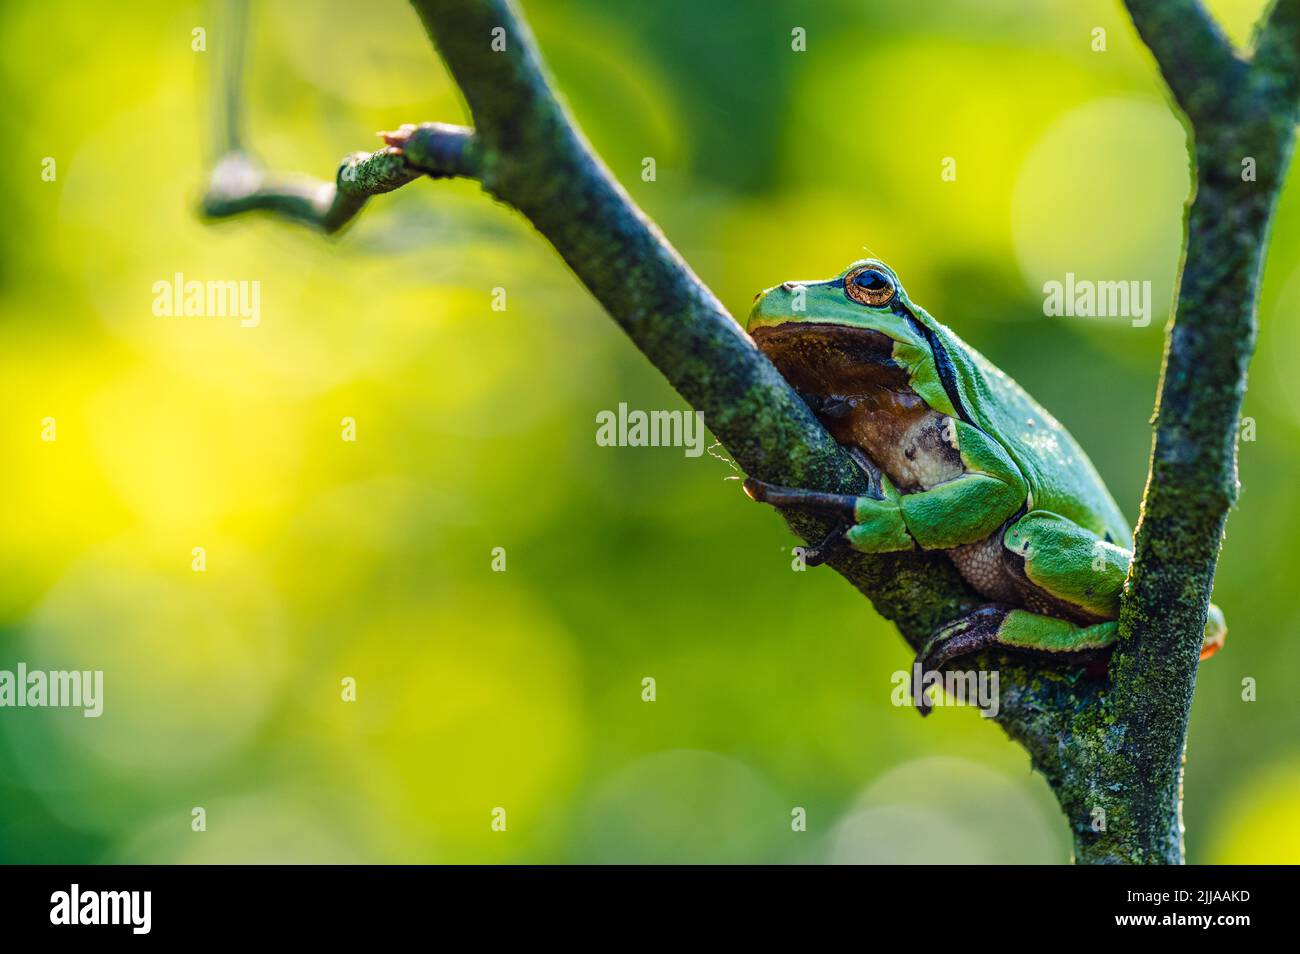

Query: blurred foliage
<box><xmin>0</xmin><ymin>0</ymin><xmax>1296</xmax><ymax>863</ymax></box>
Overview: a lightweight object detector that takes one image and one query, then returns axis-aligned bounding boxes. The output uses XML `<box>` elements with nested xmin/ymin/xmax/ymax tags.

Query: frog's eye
<box><xmin>845</xmin><ymin>267</ymin><xmax>896</xmax><ymax>307</ymax></box>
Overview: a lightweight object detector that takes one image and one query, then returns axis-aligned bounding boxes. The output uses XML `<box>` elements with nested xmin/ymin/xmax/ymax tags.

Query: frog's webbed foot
<box><xmin>742</xmin><ymin>478</ymin><xmax>856</xmax><ymax>565</ymax></box>
<box><xmin>912</xmin><ymin>605</ymin><xmax>1120</xmax><ymax>716</ymax></box>
<box><xmin>743</xmin><ymin>467</ymin><xmax>914</xmax><ymax>555</ymax></box>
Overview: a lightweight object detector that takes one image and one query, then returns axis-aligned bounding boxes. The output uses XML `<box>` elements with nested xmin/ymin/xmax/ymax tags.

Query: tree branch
<box><xmin>1073</xmin><ymin>0</ymin><xmax>1300</xmax><ymax>863</ymax></box>
<box><xmin>1123</xmin><ymin>0</ymin><xmax>1250</xmax><ymax>121</ymax></box>
<box><xmin>400</xmin><ymin>2</ymin><xmax>1099</xmax><ymax>750</ymax></box>
<box><xmin>201</xmin><ymin>124</ymin><xmax>476</xmax><ymax>234</ymax></box>
<box><xmin>199</xmin><ymin>0</ymin><xmax>1089</xmax><ymax>784</ymax></box>
<box><xmin>1256</xmin><ymin>0</ymin><xmax>1300</xmax><ymax>100</ymax></box>
<box><xmin>196</xmin><ymin>2</ymin><xmax>980</xmax><ymax>634</ymax></box>
<box><xmin>196</xmin><ymin>0</ymin><xmax>1300</xmax><ymax>862</ymax></box>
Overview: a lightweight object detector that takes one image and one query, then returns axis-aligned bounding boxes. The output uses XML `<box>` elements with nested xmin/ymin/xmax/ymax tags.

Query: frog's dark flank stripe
<box><xmin>901</xmin><ymin>311</ymin><xmax>971</xmax><ymax>424</ymax></box>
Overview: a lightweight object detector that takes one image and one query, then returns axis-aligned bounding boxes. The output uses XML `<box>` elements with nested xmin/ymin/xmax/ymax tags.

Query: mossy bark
<box><xmin>1072</xmin><ymin>0</ymin><xmax>1300</xmax><ymax>865</ymax></box>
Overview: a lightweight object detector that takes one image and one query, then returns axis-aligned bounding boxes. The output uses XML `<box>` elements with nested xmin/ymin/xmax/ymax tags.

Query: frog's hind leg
<box><xmin>912</xmin><ymin>605</ymin><xmax>1117</xmax><ymax>715</ymax></box>
<box><xmin>1000</xmin><ymin>510</ymin><xmax>1129</xmax><ymax>622</ymax></box>
<box><xmin>919</xmin><ymin>606</ymin><xmax>1119</xmax><ymax>670</ymax></box>
<box><xmin>997</xmin><ymin>509</ymin><xmax>1226</xmax><ymax>659</ymax></box>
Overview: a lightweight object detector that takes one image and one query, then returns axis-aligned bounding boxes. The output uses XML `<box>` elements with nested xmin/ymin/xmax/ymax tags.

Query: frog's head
<box><xmin>747</xmin><ymin>259</ymin><xmax>961</xmax><ymax>420</ymax></box>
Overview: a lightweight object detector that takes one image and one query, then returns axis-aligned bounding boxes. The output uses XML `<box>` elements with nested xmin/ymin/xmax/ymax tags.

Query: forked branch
<box><xmin>199</xmin><ymin>0</ymin><xmax>1300</xmax><ymax>863</ymax></box>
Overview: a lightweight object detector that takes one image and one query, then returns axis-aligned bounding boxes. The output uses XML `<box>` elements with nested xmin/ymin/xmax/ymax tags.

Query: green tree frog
<box><xmin>744</xmin><ymin>260</ymin><xmax>1226</xmax><ymax>706</ymax></box>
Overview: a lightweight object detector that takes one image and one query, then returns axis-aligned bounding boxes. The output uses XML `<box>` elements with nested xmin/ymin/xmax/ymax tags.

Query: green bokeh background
<box><xmin>2</xmin><ymin>0</ymin><xmax>1298</xmax><ymax>863</ymax></box>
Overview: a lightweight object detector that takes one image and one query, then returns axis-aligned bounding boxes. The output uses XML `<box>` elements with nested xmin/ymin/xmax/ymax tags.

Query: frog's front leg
<box><xmin>742</xmin><ymin>474</ymin><xmax>916</xmax><ymax>553</ymax></box>
<box><xmin>745</xmin><ymin>420</ymin><xmax>1028</xmax><ymax>555</ymax></box>
<box><xmin>744</xmin><ymin>465</ymin><xmax>1024</xmax><ymax>556</ymax></box>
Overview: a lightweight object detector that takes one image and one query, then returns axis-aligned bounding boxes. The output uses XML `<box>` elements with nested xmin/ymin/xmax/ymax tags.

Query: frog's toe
<box><xmin>802</xmin><ymin>521</ymin><xmax>849</xmax><ymax>566</ymax></box>
<box><xmin>741</xmin><ymin>477</ymin><xmax>859</xmax><ymax>519</ymax></box>
<box><xmin>741</xmin><ymin>477</ymin><xmax>776</xmax><ymax>503</ymax></box>
<box><xmin>912</xmin><ymin>605</ymin><xmax>1013</xmax><ymax>715</ymax></box>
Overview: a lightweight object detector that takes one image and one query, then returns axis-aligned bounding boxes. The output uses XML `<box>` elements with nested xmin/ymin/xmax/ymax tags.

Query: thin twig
<box><xmin>201</xmin><ymin>124</ymin><xmax>476</xmax><ymax>234</ymax></box>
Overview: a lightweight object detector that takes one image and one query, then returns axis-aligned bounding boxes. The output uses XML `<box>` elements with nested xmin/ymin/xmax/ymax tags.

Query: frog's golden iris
<box><xmin>844</xmin><ymin>264</ymin><xmax>897</xmax><ymax>307</ymax></box>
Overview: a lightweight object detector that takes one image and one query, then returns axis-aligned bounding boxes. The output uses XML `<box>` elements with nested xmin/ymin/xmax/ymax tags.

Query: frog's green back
<box><xmin>923</xmin><ymin>312</ymin><xmax>1132</xmax><ymax>544</ymax></box>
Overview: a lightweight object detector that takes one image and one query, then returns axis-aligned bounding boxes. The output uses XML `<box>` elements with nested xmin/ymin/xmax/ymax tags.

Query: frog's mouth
<box><xmin>750</xmin><ymin>322</ymin><xmax>909</xmax><ymax>397</ymax></box>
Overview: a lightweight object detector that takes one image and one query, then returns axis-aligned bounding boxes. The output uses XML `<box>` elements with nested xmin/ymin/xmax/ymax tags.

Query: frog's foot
<box><xmin>912</xmin><ymin>605</ymin><xmax>1013</xmax><ymax>716</ymax></box>
<box><xmin>1201</xmin><ymin>604</ymin><xmax>1227</xmax><ymax>660</ymax></box>
<box><xmin>912</xmin><ymin>606</ymin><xmax>1119</xmax><ymax>716</ymax></box>
<box><xmin>741</xmin><ymin>478</ymin><xmax>854</xmax><ymax>565</ymax></box>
